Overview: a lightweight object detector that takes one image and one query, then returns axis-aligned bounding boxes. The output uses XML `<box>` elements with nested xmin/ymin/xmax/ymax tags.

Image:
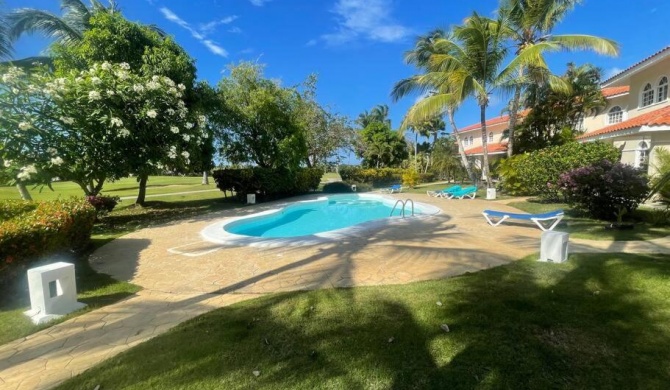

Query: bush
<box><xmin>0</xmin><ymin>200</ymin><xmax>37</xmax><ymax>221</ymax></box>
<box><xmin>498</xmin><ymin>142</ymin><xmax>620</xmax><ymax>199</ymax></box>
<box><xmin>323</xmin><ymin>182</ymin><xmax>354</xmax><ymax>193</ymax></box>
<box><xmin>212</xmin><ymin>167</ymin><xmax>324</xmax><ymax>202</ymax></box>
<box><xmin>0</xmin><ymin>198</ymin><xmax>97</xmax><ymax>283</ymax></box>
<box><xmin>402</xmin><ymin>170</ymin><xmax>420</xmax><ymax>188</ymax></box>
<box><xmin>86</xmin><ymin>195</ymin><xmax>120</xmax><ymax>214</ymax></box>
<box><xmin>557</xmin><ymin>160</ymin><xmax>649</xmax><ymax>220</ymax></box>
<box><xmin>339</xmin><ymin>166</ymin><xmax>404</xmax><ymax>186</ymax></box>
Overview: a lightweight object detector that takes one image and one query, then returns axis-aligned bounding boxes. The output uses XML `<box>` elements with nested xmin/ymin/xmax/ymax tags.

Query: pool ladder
<box><xmin>390</xmin><ymin>199</ymin><xmax>414</xmax><ymax>218</ymax></box>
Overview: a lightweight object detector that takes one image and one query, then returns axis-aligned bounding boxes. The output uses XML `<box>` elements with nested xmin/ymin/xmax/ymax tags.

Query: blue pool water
<box><xmin>225</xmin><ymin>196</ymin><xmax>416</xmax><ymax>238</ymax></box>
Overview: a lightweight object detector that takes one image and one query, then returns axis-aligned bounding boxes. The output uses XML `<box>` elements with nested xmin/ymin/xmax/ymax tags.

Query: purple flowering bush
<box><xmin>85</xmin><ymin>195</ymin><xmax>120</xmax><ymax>213</ymax></box>
<box><xmin>557</xmin><ymin>160</ymin><xmax>649</xmax><ymax>220</ymax></box>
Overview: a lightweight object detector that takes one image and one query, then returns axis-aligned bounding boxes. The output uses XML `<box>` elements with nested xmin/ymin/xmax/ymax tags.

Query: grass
<box><xmin>404</xmin><ymin>182</ymin><xmax>516</xmax><ymax>201</ymax></box>
<box><xmin>0</xmin><ymin>176</ymin><xmax>212</xmax><ymax>201</ymax></box>
<box><xmin>508</xmin><ymin>200</ymin><xmax>670</xmax><ymax>241</ymax></box>
<box><xmin>55</xmin><ymin>253</ymin><xmax>670</xmax><ymax>389</ymax></box>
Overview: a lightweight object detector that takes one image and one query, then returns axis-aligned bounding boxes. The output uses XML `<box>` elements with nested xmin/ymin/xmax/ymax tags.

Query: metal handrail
<box><xmin>404</xmin><ymin>199</ymin><xmax>414</xmax><ymax>217</ymax></box>
<box><xmin>390</xmin><ymin>199</ymin><xmax>404</xmax><ymax>217</ymax></box>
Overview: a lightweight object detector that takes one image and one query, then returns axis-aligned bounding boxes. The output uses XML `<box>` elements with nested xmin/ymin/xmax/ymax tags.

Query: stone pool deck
<box><xmin>1</xmin><ymin>193</ymin><xmax>669</xmax><ymax>389</ymax></box>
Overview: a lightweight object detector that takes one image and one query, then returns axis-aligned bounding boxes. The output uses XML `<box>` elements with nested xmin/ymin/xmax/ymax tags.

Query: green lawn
<box><xmin>0</xmin><ymin>176</ymin><xmax>212</xmax><ymax>201</ymax></box>
<box><xmin>55</xmin><ymin>253</ymin><xmax>670</xmax><ymax>390</ymax></box>
<box><xmin>508</xmin><ymin>200</ymin><xmax>670</xmax><ymax>241</ymax></box>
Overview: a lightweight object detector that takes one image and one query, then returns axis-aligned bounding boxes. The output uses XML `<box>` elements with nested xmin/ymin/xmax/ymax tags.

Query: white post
<box><xmin>24</xmin><ymin>262</ymin><xmax>87</xmax><ymax>325</ymax></box>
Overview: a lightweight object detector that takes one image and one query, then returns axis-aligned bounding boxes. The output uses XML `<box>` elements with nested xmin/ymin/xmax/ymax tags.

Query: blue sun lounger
<box><xmin>426</xmin><ymin>185</ymin><xmax>461</xmax><ymax>197</ymax></box>
<box><xmin>381</xmin><ymin>184</ymin><xmax>404</xmax><ymax>194</ymax></box>
<box><xmin>444</xmin><ymin>186</ymin><xmax>477</xmax><ymax>199</ymax></box>
<box><xmin>482</xmin><ymin>209</ymin><xmax>564</xmax><ymax>231</ymax></box>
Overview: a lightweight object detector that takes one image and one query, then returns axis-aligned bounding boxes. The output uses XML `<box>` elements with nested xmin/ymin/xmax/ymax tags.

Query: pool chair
<box><xmin>381</xmin><ymin>184</ymin><xmax>404</xmax><ymax>194</ymax></box>
<box><xmin>482</xmin><ymin>209</ymin><xmax>564</xmax><ymax>231</ymax></box>
<box><xmin>444</xmin><ymin>186</ymin><xmax>477</xmax><ymax>199</ymax></box>
<box><xmin>427</xmin><ymin>185</ymin><xmax>461</xmax><ymax>197</ymax></box>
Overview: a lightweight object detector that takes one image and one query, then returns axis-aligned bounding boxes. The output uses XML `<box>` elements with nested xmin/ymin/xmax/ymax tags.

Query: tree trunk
<box><xmin>202</xmin><ymin>171</ymin><xmax>209</xmax><ymax>185</ymax></box>
<box><xmin>447</xmin><ymin>108</ymin><xmax>476</xmax><ymax>183</ymax></box>
<box><xmin>507</xmin><ymin>83</ymin><xmax>522</xmax><ymax>158</ymax></box>
<box><xmin>16</xmin><ymin>182</ymin><xmax>33</xmax><ymax>201</ymax></box>
<box><xmin>414</xmin><ymin>133</ymin><xmax>418</xmax><ymax>171</ymax></box>
<box><xmin>135</xmin><ymin>174</ymin><xmax>149</xmax><ymax>205</ymax></box>
<box><xmin>480</xmin><ymin>105</ymin><xmax>493</xmax><ymax>188</ymax></box>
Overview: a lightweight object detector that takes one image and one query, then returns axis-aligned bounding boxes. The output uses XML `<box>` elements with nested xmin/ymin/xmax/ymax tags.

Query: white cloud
<box><xmin>249</xmin><ymin>0</ymin><xmax>271</xmax><ymax>6</ymax></box>
<box><xmin>159</xmin><ymin>7</ymin><xmax>229</xmax><ymax>57</ymax></box>
<box><xmin>228</xmin><ymin>26</ymin><xmax>243</xmax><ymax>34</ymax></box>
<box><xmin>305</xmin><ymin>39</ymin><xmax>318</xmax><ymax>47</ymax></box>
<box><xmin>320</xmin><ymin>0</ymin><xmax>411</xmax><ymax>45</ymax></box>
<box><xmin>605</xmin><ymin>67</ymin><xmax>623</xmax><ymax>79</ymax></box>
<box><xmin>239</xmin><ymin>48</ymin><xmax>255</xmax><ymax>54</ymax></box>
<box><xmin>199</xmin><ymin>16</ymin><xmax>239</xmax><ymax>36</ymax></box>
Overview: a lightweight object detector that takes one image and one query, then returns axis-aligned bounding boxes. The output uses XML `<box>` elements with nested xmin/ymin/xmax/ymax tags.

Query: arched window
<box><xmin>469</xmin><ymin>136</ymin><xmax>473</xmax><ymax>146</ymax></box>
<box><xmin>642</xmin><ymin>83</ymin><xmax>654</xmax><ymax>107</ymax></box>
<box><xmin>462</xmin><ymin>136</ymin><xmax>469</xmax><ymax>146</ymax></box>
<box><xmin>488</xmin><ymin>132</ymin><xmax>493</xmax><ymax>142</ymax></box>
<box><xmin>635</xmin><ymin>140</ymin><xmax>650</xmax><ymax>170</ymax></box>
<box><xmin>658</xmin><ymin>76</ymin><xmax>668</xmax><ymax>102</ymax></box>
<box><xmin>608</xmin><ymin>106</ymin><xmax>623</xmax><ymax>124</ymax></box>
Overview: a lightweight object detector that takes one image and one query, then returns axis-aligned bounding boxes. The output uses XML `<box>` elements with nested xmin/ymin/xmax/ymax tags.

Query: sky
<box><xmin>5</xmin><ymin>0</ymin><xmax>670</xmax><ymax>153</ymax></box>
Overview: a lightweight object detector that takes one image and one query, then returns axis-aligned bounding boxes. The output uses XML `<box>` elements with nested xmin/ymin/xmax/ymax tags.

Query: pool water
<box><xmin>225</xmin><ymin>196</ymin><xmax>416</xmax><ymax>238</ymax></box>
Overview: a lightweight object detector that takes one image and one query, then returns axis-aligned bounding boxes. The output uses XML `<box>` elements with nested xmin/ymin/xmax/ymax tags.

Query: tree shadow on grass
<box><xmin>54</xmin><ymin>254</ymin><xmax>670</xmax><ymax>390</ymax></box>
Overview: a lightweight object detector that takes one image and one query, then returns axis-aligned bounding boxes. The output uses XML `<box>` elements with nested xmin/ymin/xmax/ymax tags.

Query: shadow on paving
<box><xmin>53</xmin><ymin>254</ymin><xmax>670</xmax><ymax>390</ymax></box>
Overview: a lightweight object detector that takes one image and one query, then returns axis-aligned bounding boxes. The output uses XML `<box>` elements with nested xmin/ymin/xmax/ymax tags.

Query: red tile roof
<box><xmin>577</xmin><ymin>105</ymin><xmax>670</xmax><ymax>140</ymax></box>
<box><xmin>457</xmin><ymin>110</ymin><xmax>530</xmax><ymax>133</ymax></box>
<box><xmin>601</xmin><ymin>86</ymin><xmax>630</xmax><ymax>98</ymax></box>
<box><xmin>601</xmin><ymin>46</ymin><xmax>670</xmax><ymax>85</ymax></box>
<box><xmin>464</xmin><ymin>142</ymin><xmax>508</xmax><ymax>155</ymax></box>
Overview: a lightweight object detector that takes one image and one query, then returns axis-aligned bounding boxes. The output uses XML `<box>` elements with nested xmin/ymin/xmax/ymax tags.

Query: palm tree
<box><xmin>356</xmin><ymin>110</ymin><xmax>373</xmax><ymax>128</ymax></box>
<box><xmin>501</xmin><ymin>0</ymin><xmax>619</xmax><ymax>157</ymax></box>
<box><xmin>394</xmin><ymin>13</ymin><xmax>532</xmax><ymax>188</ymax></box>
<box><xmin>393</xmin><ymin>29</ymin><xmax>476</xmax><ymax>182</ymax></box>
<box><xmin>0</xmin><ymin>3</ymin><xmax>13</xmax><ymax>61</ymax></box>
<box><xmin>370</xmin><ymin>104</ymin><xmax>392</xmax><ymax>128</ymax></box>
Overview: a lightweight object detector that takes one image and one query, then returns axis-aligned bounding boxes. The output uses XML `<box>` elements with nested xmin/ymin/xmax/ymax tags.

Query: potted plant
<box><xmin>606</xmin><ymin>205</ymin><xmax>635</xmax><ymax>230</ymax></box>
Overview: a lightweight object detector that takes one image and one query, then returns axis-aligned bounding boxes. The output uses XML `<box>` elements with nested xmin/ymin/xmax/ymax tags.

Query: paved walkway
<box><xmin>1</xmin><ymin>194</ymin><xmax>668</xmax><ymax>389</ymax></box>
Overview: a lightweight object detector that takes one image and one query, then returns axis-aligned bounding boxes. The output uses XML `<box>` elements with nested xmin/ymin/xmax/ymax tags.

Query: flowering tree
<box><xmin>0</xmin><ymin>62</ymin><xmax>206</xmax><ymax>200</ymax></box>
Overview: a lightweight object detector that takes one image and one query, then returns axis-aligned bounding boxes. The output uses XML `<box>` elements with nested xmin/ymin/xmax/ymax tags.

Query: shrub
<box><xmin>212</xmin><ymin>167</ymin><xmax>324</xmax><ymax>202</ymax></box>
<box><xmin>402</xmin><ymin>170</ymin><xmax>420</xmax><ymax>188</ymax></box>
<box><xmin>323</xmin><ymin>182</ymin><xmax>354</xmax><ymax>193</ymax></box>
<box><xmin>86</xmin><ymin>195</ymin><xmax>120</xmax><ymax>214</ymax></box>
<box><xmin>0</xmin><ymin>198</ymin><xmax>97</xmax><ymax>283</ymax></box>
<box><xmin>0</xmin><ymin>200</ymin><xmax>37</xmax><ymax>221</ymax></box>
<box><xmin>339</xmin><ymin>166</ymin><xmax>439</xmax><ymax>187</ymax></box>
<box><xmin>498</xmin><ymin>141</ymin><xmax>620</xmax><ymax>199</ymax></box>
<box><xmin>557</xmin><ymin>160</ymin><xmax>649</xmax><ymax>220</ymax></box>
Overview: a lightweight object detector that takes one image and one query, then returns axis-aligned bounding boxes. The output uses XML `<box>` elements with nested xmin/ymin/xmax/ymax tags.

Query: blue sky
<box><xmin>6</xmin><ymin>0</ymin><xmax>670</xmax><ymax>138</ymax></box>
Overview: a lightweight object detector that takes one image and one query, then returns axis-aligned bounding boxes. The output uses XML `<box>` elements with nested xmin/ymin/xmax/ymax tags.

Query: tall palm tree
<box><xmin>394</xmin><ymin>13</ymin><xmax>533</xmax><ymax>188</ymax></box>
<box><xmin>393</xmin><ymin>29</ymin><xmax>476</xmax><ymax>182</ymax></box>
<box><xmin>501</xmin><ymin>0</ymin><xmax>619</xmax><ymax>157</ymax></box>
<box><xmin>370</xmin><ymin>104</ymin><xmax>392</xmax><ymax>128</ymax></box>
<box><xmin>6</xmin><ymin>0</ymin><xmax>118</xmax><ymax>65</ymax></box>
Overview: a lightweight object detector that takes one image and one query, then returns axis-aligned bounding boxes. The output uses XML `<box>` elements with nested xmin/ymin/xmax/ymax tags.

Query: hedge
<box><xmin>497</xmin><ymin>141</ymin><xmax>621</xmax><ymax>199</ymax></box>
<box><xmin>212</xmin><ymin>167</ymin><xmax>323</xmax><ymax>202</ymax></box>
<box><xmin>0</xmin><ymin>199</ymin><xmax>97</xmax><ymax>284</ymax></box>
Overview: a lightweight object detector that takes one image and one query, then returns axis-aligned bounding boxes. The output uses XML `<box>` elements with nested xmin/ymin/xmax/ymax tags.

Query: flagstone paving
<box><xmin>1</xmin><ymin>193</ymin><xmax>668</xmax><ymax>389</ymax></box>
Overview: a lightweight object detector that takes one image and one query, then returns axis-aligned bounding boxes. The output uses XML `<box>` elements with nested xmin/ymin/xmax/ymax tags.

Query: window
<box><xmin>462</xmin><ymin>137</ymin><xmax>469</xmax><ymax>146</ymax></box>
<box><xmin>608</xmin><ymin>106</ymin><xmax>623</xmax><ymax>124</ymax></box>
<box><xmin>642</xmin><ymin>83</ymin><xmax>654</xmax><ymax>107</ymax></box>
<box><xmin>658</xmin><ymin>76</ymin><xmax>668</xmax><ymax>102</ymax></box>
<box><xmin>469</xmin><ymin>136</ymin><xmax>473</xmax><ymax>146</ymax></box>
<box><xmin>574</xmin><ymin>115</ymin><xmax>585</xmax><ymax>131</ymax></box>
<box><xmin>488</xmin><ymin>132</ymin><xmax>493</xmax><ymax>142</ymax></box>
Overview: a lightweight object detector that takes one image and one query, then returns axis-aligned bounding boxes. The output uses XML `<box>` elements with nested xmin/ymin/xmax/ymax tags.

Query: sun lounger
<box><xmin>482</xmin><ymin>209</ymin><xmax>564</xmax><ymax>231</ymax></box>
<box><xmin>427</xmin><ymin>185</ymin><xmax>461</xmax><ymax>197</ymax></box>
<box><xmin>444</xmin><ymin>186</ymin><xmax>477</xmax><ymax>199</ymax></box>
<box><xmin>381</xmin><ymin>184</ymin><xmax>403</xmax><ymax>194</ymax></box>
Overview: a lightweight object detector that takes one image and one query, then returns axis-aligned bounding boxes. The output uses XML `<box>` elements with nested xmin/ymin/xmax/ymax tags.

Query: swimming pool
<box><xmin>201</xmin><ymin>194</ymin><xmax>440</xmax><ymax>245</ymax></box>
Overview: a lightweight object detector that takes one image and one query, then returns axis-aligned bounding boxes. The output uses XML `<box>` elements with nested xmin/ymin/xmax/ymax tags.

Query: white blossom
<box><xmin>170</xmin><ymin>126</ymin><xmax>179</xmax><ymax>134</ymax></box>
<box><xmin>91</xmin><ymin>77</ymin><xmax>102</xmax><ymax>85</ymax></box>
<box><xmin>146</xmin><ymin>80</ymin><xmax>160</xmax><ymax>90</ymax></box>
<box><xmin>50</xmin><ymin>156</ymin><xmax>64</xmax><ymax>166</ymax></box>
<box><xmin>11</xmin><ymin>88</ymin><xmax>19</xmax><ymax>94</ymax></box>
<box><xmin>18</xmin><ymin>121</ymin><xmax>32</xmax><ymax>130</ymax></box>
<box><xmin>115</xmin><ymin>70</ymin><xmax>129</xmax><ymax>80</ymax></box>
<box><xmin>3</xmin><ymin>160</ymin><xmax>12</xmax><ymax>168</ymax></box>
<box><xmin>166</xmin><ymin>108</ymin><xmax>176</xmax><ymax>115</ymax></box>
<box><xmin>106</xmin><ymin>90</ymin><xmax>115</xmax><ymax>96</ymax></box>
<box><xmin>168</xmin><ymin>146</ymin><xmax>177</xmax><ymax>159</ymax></box>
<box><xmin>168</xmin><ymin>87</ymin><xmax>178</xmax><ymax>95</ymax></box>
<box><xmin>46</xmin><ymin>147</ymin><xmax>58</xmax><ymax>156</ymax></box>
<box><xmin>88</xmin><ymin>91</ymin><xmax>101</xmax><ymax>101</ymax></box>
<box><xmin>177</xmin><ymin>83</ymin><xmax>186</xmax><ymax>91</ymax></box>
<box><xmin>17</xmin><ymin>165</ymin><xmax>37</xmax><ymax>181</ymax></box>
<box><xmin>152</xmin><ymin>75</ymin><xmax>160</xmax><ymax>82</ymax></box>
<box><xmin>182</xmin><ymin>134</ymin><xmax>190</xmax><ymax>142</ymax></box>
<box><xmin>163</xmin><ymin>78</ymin><xmax>175</xmax><ymax>87</ymax></box>
<box><xmin>119</xmin><ymin>62</ymin><xmax>130</xmax><ymax>70</ymax></box>
<box><xmin>146</xmin><ymin>109</ymin><xmax>158</xmax><ymax>118</ymax></box>
<box><xmin>118</xmin><ymin>128</ymin><xmax>131</xmax><ymax>138</ymax></box>
<box><xmin>2</xmin><ymin>73</ymin><xmax>15</xmax><ymax>83</ymax></box>
<box><xmin>181</xmin><ymin>151</ymin><xmax>190</xmax><ymax>159</ymax></box>
<box><xmin>133</xmin><ymin>84</ymin><xmax>145</xmax><ymax>93</ymax></box>
<box><xmin>111</xmin><ymin>117</ymin><xmax>123</xmax><ymax>127</ymax></box>
<box><xmin>60</xmin><ymin>116</ymin><xmax>75</xmax><ymax>125</ymax></box>
<box><xmin>184</xmin><ymin>122</ymin><xmax>194</xmax><ymax>129</ymax></box>
<box><xmin>101</xmin><ymin>62</ymin><xmax>112</xmax><ymax>71</ymax></box>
